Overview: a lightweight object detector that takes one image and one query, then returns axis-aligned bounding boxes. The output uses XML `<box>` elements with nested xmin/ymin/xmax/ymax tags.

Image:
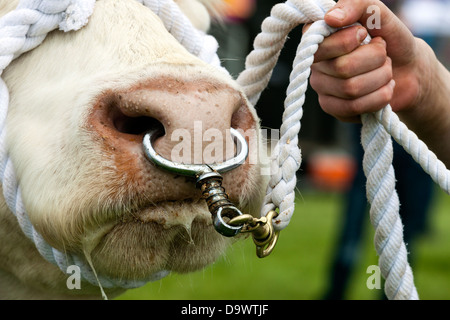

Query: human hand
<box><xmin>307</xmin><ymin>0</ymin><xmax>428</xmax><ymax>122</ymax></box>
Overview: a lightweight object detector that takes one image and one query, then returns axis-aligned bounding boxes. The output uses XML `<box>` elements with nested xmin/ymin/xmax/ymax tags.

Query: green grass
<box><xmin>117</xmin><ymin>187</ymin><xmax>450</xmax><ymax>300</ymax></box>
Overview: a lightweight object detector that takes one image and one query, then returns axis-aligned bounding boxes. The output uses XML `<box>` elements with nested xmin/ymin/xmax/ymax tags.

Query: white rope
<box><xmin>361</xmin><ymin>113</ymin><xmax>418</xmax><ymax>299</ymax></box>
<box><xmin>376</xmin><ymin>105</ymin><xmax>450</xmax><ymax>193</ymax></box>
<box><xmin>235</xmin><ymin>0</ymin><xmax>428</xmax><ymax>300</ymax></box>
<box><xmin>237</xmin><ymin>0</ymin><xmax>336</xmax><ymax>230</ymax></box>
<box><xmin>0</xmin><ymin>0</ymin><xmax>445</xmax><ymax>300</ymax></box>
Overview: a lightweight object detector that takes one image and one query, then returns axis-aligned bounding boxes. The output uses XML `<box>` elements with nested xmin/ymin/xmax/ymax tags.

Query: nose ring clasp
<box><xmin>142</xmin><ymin>128</ymin><xmax>249</xmax><ymax>237</ymax></box>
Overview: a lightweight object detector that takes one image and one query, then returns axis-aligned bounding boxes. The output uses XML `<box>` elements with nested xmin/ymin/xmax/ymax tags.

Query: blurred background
<box><xmin>118</xmin><ymin>0</ymin><xmax>450</xmax><ymax>300</ymax></box>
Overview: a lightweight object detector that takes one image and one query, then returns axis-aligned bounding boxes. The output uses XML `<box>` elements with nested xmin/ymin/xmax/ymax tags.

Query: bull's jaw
<box><xmin>0</xmin><ymin>193</ymin><xmax>246</xmax><ymax>299</ymax></box>
<box><xmin>85</xmin><ymin>200</ymin><xmax>234</xmax><ymax>281</ymax></box>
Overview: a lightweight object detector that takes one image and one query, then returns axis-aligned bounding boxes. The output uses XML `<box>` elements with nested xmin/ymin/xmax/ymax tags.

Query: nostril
<box><xmin>108</xmin><ymin>98</ymin><xmax>165</xmax><ymax>136</ymax></box>
<box><xmin>113</xmin><ymin>113</ymin><xmax>164</xmax><ymax>136</ymax></box>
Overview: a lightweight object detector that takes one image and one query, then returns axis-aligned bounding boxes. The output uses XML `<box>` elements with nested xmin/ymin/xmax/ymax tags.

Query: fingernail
<box><xmin>356</xmin><ymin>28</ymin><xmax>368</xmax><ymax>43</ymax></box>
<box><xmin>388</xmin><ymin>79</ymin><xmax>396</xmax><ymax>90</ymax></box>
<box><xmin>327</xmin><ymin>8</ymin><xmax>346</xmax><ymax>21</ymax></box>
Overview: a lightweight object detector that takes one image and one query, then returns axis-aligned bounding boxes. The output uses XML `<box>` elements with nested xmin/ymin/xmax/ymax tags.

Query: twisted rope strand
<box><xmin>268</xmin><ymin>21</ymin><xmax>335</xmax><ymax>230</ymax></box>
<box><xmin>376</xmin><ymin>105</ymin><xmax>450</xmax><ymax>194</ymax></box>
<box><xmin>361</xmin><ymin>113</ymin><xmax>419</xmax><ymax>299</ymax></box>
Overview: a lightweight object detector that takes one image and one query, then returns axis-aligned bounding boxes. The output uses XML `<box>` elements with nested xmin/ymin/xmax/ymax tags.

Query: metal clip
<box><xmin>195</xmin><ymin>170</ymin><xmax>244</xmax><ymax>237</ymax></box>
<box><xmin>143</xmin><ymin>127</ymin><xmax>248</xmax><ymax>237</ymax></box>
<box><xmin>229</xmin><ymin>210</ymin><xmax>280</xmax><ymax>258</ymax></box>
<box><xmin>143</xmin><ymin>127</ymin><xmax>279</xmax><ymax>257</ymax></box>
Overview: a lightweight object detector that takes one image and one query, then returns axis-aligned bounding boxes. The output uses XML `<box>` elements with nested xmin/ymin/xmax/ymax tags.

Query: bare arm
<box><xmin>396</xmin><ymin>44</ymin><xmax>450</xmax><ymax>166</ymax></box>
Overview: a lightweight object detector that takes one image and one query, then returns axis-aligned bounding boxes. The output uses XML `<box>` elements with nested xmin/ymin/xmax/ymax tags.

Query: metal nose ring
<box><xmin>142</xmin><ymin>127</ymin><xmax>249</xmax><ymax>177</ymax></box>
<box><xmin>142</xmin><ymin>127</ymin><xmax>249</xmax><ymax>237</ymax></box>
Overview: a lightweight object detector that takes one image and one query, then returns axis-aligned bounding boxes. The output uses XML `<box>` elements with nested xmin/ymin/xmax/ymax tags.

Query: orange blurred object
<box><xmin>307</xmin><ymin>151</ymin><xmax>357</xmax><ymax>192</ymax></box>
<box><xmin>224</xmin><ymin>0</ymin><xmax>256</xmax><ymax>20</ymax></box>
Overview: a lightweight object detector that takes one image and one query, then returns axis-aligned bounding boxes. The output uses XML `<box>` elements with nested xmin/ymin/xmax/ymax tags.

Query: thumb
<box><xmin>324</xmin><ymin>0</ymin><xmax>393</xmax><ymax>30</ymax></box>
<box><xmin>324</xmin><ymin>0</ymin><xmax>416</xmax><ymax>62</ymax></box>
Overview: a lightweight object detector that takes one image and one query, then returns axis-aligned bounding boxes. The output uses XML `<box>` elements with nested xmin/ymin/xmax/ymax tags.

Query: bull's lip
<box><xmin>119</xmin><ymin>198</ymin><xmax>212</xmax><ymax>228</ymax></box>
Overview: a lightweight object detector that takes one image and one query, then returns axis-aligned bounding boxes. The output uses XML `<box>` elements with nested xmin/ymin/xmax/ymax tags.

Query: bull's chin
<box><xmin>86</xmin><ymin>200</ymin><xmax>232</xmax><ymax>281</ymax></box>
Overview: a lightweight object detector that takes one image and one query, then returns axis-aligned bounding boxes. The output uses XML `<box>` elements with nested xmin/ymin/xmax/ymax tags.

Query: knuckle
<box><xmin>384</xmin><ymin>58</ymin><xmax>393</xmax><ymax>78</ymax></box>
<box><xmin>342</xmin><ymin>37</ymin><xmax>358</xmax><ymax>55</ymax></box>
<box><xmin>317</xmin><ymin>95</ymin><xmax>334</xmax><ymax>115</ymax></box>
<box><xmin>345</xmin><ymin>99</ymin><xmax>363</xmax><ymax>117</ymax></box>
<box><xmin>341</xmin><ymin>77</ymin><xmax>361</xmax><ymax>98</ymax></box>
<box><xmin>380</xmin><ymin>85</ymin><xmax>394</xmax><ymax>104</ymax></box>
<box><xmin>332</xmin><ymin>57</ymin><xmax>353</xmax><ymax>78</ymax></box>
<box><xmin>386</xmin><ymin>56</ymin><xmax>392</xmax><ymax>65</ymax></box>
<box><xmin>364</xmin><ymin>40</ymin><xmax>387</xmax><ymax>65</ymax></box>
<box><xmin>373</xmin><ymin>40</ymin><xmax>387</xmax><ymax>57</ymax></box>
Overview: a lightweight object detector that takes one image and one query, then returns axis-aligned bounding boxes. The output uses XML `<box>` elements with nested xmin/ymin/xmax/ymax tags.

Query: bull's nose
<box><xmin>90</xmin><ymin>77</ymin><xmax>253</xmax><ymax>165</ymax></box>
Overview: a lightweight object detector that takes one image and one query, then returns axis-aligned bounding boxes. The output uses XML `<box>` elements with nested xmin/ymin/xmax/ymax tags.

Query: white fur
<box><xmin>0</xmin><ymin>0</ymin><xmax>265</xmax><ymax>299</ymax></box>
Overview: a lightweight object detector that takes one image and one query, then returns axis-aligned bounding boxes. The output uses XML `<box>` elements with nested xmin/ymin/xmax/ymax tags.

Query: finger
<box><xmin>324</xmin><ymin>0</ymin><xmax>392</xmax><ymax>29</ymax></box>
<box><xmin>313</xmin><ymin>25</ymin><xmax>368</xmax><ymax>63</ymax></box>
<box><xmin>312</xmin><ymin>37</ymin><xmax>387</xmax><ymax>78</ymax></box>
<box><xmin>324</xmin><ymin>0</ymin><xmax>416</xmax><ymax>62</ymax></box>
<box><xmin>311</xmin><ymin>57</ymin><xmax>392</xmax><ymax>99</ymax></box>
<box><xmin>318</xmin><ymin>79</ymin><xmax>396</xmax><ymax>120</ymax></box>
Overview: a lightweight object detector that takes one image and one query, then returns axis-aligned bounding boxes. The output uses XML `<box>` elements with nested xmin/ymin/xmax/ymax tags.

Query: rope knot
<box><xmin>59</xmin><ymin>0</ymin><xmax>96</xmax><ymax>32</ymax></box>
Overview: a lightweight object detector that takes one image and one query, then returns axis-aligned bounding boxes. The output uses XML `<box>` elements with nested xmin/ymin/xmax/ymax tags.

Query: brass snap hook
<box><xmin>228</xmin><ymin>210</ymin><xmax>280</xmax><ymax>258</ymax></box>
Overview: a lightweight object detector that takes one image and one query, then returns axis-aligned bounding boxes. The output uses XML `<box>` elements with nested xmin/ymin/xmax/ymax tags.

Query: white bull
<box><xmin>0</xmin><ymin>0</ymin><xmax>265</xmax><ymax>299</ymax></box>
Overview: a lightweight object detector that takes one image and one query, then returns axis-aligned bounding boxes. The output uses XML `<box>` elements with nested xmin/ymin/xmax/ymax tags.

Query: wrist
<box><xmin>397</xmin><ymin>38</ymin><xmax>450</xmax><ymax>165</ymax></box>
<box><xmin>410</xmin><ymin>38</ymin><xmax>435</xmax><ymax>110</ymax></box>
<box><xmin>396</xmin><ymin>38</ymin><xmax>438</xmax><ymax>121</ymax></box>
